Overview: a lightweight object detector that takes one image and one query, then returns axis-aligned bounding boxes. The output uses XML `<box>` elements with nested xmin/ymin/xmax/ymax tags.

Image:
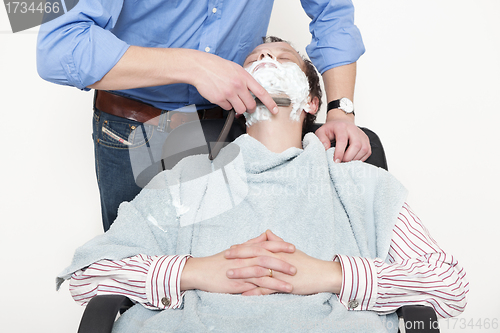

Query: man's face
<box><xmin>243</xmin><ymin>42</ymin><xmax>305</xmax><ymax>72</ymax></box>
<box><xmin>242</xmin><ymin>42</ymin><xmax>312</xmax><ymax>126</ymax></box>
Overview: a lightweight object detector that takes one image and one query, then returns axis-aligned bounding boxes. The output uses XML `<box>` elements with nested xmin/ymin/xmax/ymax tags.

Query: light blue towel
<box><xmin>58</xmin><ymin>133</ymin><xmax>407</xmax><ymax>333</ymax></box>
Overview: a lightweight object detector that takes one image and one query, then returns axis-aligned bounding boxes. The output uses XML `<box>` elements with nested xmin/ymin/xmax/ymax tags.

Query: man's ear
<box><xmin>306</xmin><ymin>96</ymin><xmax>320</xmax><ymax>115</ymax></box>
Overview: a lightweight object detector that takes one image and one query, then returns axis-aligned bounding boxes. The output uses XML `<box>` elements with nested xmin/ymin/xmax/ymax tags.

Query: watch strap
<box><xmin>327</xmin><ymin>98</ymin><xmax>355</xmax><ymax>116</ymax></box>
<box><xmin>327</xmin><ymin>99</ymin><xmax>341</xmax><ymax>111</ymax></box>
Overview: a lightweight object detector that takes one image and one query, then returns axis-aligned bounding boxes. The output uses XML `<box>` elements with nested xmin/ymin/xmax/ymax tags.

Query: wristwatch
<box><xmin>327</xmin><ymin>97</ymin><xmax>355</xmax><ymax>115</ymax></box>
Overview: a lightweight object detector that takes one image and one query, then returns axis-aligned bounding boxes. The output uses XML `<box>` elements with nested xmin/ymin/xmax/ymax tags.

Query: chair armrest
<box><xmin>397</xmin><ymin>305</ymin><xmax>440</xmax><ymax>333</ymax></box>
<box><xmin>77</xmin><ymin>295</ymin><xmax>134</xmax><ymax>333</ymax></box>
<box><xmin>77</xmin><ymin>297</ymin><xmax>440</xmax><ymax>332</ymax></box>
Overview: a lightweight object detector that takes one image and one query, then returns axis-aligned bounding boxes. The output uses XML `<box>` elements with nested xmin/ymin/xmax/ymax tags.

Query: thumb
<box><xmin>265</xmin><ymin>230</ymin><xmax>284</xmax><ymax>242</ymax></box>
<box><xmin>237</xmin><ymin>231</ymin><xmax>268</xmax><ymax>246</ymax></box>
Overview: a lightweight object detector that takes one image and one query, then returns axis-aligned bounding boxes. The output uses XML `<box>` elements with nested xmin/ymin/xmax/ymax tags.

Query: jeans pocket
<box><xmin>98</xmin><ymin>119</ymin><xmax>154</xmax><ymax>150</ymax></box>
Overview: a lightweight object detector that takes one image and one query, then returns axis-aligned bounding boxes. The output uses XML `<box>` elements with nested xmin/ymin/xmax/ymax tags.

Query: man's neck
<box><xmin>246</xmin><ymin>106</ymin><xmax>303</xmax><ymax>153</ymax></box>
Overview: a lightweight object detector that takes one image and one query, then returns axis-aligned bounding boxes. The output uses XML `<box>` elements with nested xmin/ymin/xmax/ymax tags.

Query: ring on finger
<box><xmin>269</xmin><ymin>269</ymin><xmax>273</xmax><ymax>278</ymax></box>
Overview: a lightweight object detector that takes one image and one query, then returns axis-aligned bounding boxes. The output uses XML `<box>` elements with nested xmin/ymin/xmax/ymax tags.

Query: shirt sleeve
<box><xmin>36</xmin><ymin>0</ymin><xmax>130</xmax><ymax>90</ymax></box>
<box><xmin>335</xmin><ymin>203</ymin><xmax>468</xmax><ymax>318</ymax></box>
<box><xmin>300</xmin><ymin>0</ymin><xmax>365</xmax><ymax>73</ymax></box>
<box><xmin>69</xmin><ymin>254</ymin><xmax>191</xmax><ymax>310</ymax></box>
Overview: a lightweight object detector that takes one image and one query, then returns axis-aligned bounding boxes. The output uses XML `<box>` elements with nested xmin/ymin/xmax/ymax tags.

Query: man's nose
<box><xmin>258</xmin><ymin>51</ymin><xmax>276</xmax><ymax>61</ymax></box>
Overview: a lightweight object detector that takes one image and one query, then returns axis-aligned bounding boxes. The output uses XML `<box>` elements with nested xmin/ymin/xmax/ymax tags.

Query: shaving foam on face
<box><xmin>244</xmin><ymin>57</ymin><xmax>311</xmax><ymax>126</ymax></box>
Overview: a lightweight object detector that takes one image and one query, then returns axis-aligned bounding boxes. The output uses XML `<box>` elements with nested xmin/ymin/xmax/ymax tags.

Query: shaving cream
<box><xmin>244</xmin><ymin>57</ymin><xmax>311</xmax><ymax>126</ymax></box>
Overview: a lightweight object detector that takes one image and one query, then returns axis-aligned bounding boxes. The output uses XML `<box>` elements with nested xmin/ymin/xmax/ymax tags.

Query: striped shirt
<box><xmin>69</xmin><ymin>203</ymin><xmax>468</xmax><ymax>317</ymax></box>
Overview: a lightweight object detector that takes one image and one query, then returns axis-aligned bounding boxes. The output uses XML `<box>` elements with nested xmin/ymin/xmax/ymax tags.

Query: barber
<box><xmin>37</xmin><ymin>0</ymin><xmax>370</xmax><ymax>231</ymax></box>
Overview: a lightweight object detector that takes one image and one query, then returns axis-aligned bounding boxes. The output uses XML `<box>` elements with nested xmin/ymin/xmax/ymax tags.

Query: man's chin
<box><xmin>244</xmin><ymin>107</ymin><xmax>273</xmax><ymax>126</ymax></box>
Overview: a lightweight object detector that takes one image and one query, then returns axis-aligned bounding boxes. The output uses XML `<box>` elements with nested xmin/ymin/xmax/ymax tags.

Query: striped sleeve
<box><xmin>69</xmin><ymin>254</ymin><xmax>191</xmax><ymax>310</ymax></box>
<box><xmin>336</xmin><ymin>203</ymin><xmax>468</xmax><ymax>318</ymax></box>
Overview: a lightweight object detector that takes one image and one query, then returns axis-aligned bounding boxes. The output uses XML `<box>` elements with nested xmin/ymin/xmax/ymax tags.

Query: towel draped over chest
<box><xmin>58</xmin><ymin>133</ymin><xmax>407</xmax><ymax>332</ymax></box>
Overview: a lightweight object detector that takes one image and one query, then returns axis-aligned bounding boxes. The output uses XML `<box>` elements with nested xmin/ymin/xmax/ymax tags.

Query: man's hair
<box><xmin>263</xmin><ymin>36</ymin><xmax>323</xmax><ymax>136</ymax></box>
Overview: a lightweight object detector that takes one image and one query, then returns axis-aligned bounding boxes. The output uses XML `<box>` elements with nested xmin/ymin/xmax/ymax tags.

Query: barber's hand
<box><xmin>190</xmin><ymin>52</ymin><xmax>278</xmax><ymax>115</ymax></box>
<box><xmin>315</xmin><ymin>111</ymin><xmax>371</xmax><ymax>163</ymax></box>
<box><xmin>225</xmin><ymin>231</ymin><xmax>342</xmax><ymax>296</ymax></box>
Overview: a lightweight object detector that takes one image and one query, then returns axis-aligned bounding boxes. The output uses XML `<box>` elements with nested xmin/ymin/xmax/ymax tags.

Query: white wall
<box><xmin>1</xmin><ymin>1</ymin><xmax>498</xmax><ymax>332</ymax></box>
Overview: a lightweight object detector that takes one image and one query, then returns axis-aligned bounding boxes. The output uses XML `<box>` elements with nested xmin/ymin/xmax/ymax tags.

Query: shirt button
<box><xmin>161</xmin><ymin>297</ymin><xmax>171</xmax><ymax>307</ymax></box>
<box><xmin>212</xmin><ymin>7</ymin><xmax>217</xmax><ymax>13</ymax></box>
<box><xmin>205</xmin><ymin>46</ymin><xmax>211</xmax><ymax>52</ymax></box>
<box><xmin>348</xmin><ymin>300</ymin><xmax>359</xmax><ymax>309</ymax></box>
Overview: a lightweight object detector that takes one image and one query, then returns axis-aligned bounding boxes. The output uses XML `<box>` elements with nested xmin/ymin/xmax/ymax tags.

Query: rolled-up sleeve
<box><xmin>36</xmin><ymin>0</ymin><xmax>130</xmax><ymax>90</ymax></box>
<box><xmin>301</xmin><ymin>0</ymin><xmax>365</xmax><ymax>73</ymax></box>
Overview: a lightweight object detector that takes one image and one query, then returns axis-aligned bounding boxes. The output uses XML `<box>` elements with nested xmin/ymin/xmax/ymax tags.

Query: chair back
<box><xmin>160</xmin><ymin>120</ymin><xmax>388</xmax><ymax>171</ymax></box>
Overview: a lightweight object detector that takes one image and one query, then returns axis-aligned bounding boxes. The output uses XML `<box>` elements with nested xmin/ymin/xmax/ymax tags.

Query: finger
<box><xmin>333</xmin><ymin>134</ymin><xmax>348</xmax><ymax>163</ymax></box>
<box><xmin>227</xmin><ymin>96</ymin><xmax>246</xmax><ymax>115</ymax></box>
<box><xmin>241</xmin><ymin>287</ymin><xmax>277</xmax><ymax>296</ymax></box>
<box><xmin>227</xmin><ymin>266</ymin><xmax>274</xmax><ymax>279</ymax></box>
<box><xmin>238</xmin><ymin>89</ymin><xmax>257</xmax><ymax>114</ymax></box>
<box><xmin>245</xmin><ymin>276</ymin><xmax>293</xmax><ymax>293</ymax></box>
<box><xmin>231</xmin><ymin>281</ymin><xmax>261</xmax><ymax>294</ymax></box>
<box><xmin>236</xmin><ymin>232</ymin><xmax>268</xmax><ymax>247</ymax></box>
<box><xmin>314</xmin><ymin>126</ymin><xmax>332</xmax><ymax>150</ymax></box>
<box><xmin>265</xmin><ymin>230</ymin><xmax>283</xmax><ymax>242</ymax></box>
<box><xmin>359</xmin><ymin>146</ymin><xmax>372</xmax><ymax>162</ymax></box>
<box><xmin>247</xmin><ymin>77</ymin><xmax>278</xmax><ymax>114</ymax></box>
<box><xmin>340</xmin><ymin>129</ymin><xmax>371</xmax><ymax>162</ymax></box>
<box><xmin>241</xmin><ymin>233</ymin><xmax>267</xmax><ymax>245</ymax></box>
<box><xmin>226</xmin><ymin>257</ymin><xmax>296</xmax><ymax>277</ymax></box>
<box><xmin>216</xmin><ymin>99</ymin><xmax>233</xmax><ymax>111</ymax></box>
<box><xmin>341</xmin><ymin>141</ymin><xmax>361</xmax><ymax>162</ymax></box>
<box><xmin>357</xmin><ymin>136</ymin><xmax>372</xmax><ymax>162</ymax></box>
<box><xmin>350</xmin><ymin>142</ymin><xmax>371</xmax><ymax>162</ymax></box>
<box><xmin>225</xmin><ymin>241</ymin><xmax>294</xmax><ymax>259</ymax></box>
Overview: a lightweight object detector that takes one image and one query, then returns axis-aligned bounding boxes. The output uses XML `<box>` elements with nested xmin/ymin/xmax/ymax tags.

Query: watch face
<box><xmin>339</xmin><ymin>98</ymin><xmax>354</xmax><ymax>113</ymax></box>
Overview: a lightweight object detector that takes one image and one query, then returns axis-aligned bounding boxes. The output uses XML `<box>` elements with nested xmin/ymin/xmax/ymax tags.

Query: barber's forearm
<box><xmin>88</xmin><ymin>46</ymin><xmax>204</xmax><ymax>90</ymax></box>
<box><xmin>322</xmin><ymin>62</ymin><xmax>357</xmax><ymax>123</ymax></box>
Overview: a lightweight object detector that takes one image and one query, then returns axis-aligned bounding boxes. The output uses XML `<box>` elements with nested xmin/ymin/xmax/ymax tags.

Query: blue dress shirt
<box><xmin>37</xmin><ymin>0</ymin><xmax>364</xmax><ymax>110</ymax></box>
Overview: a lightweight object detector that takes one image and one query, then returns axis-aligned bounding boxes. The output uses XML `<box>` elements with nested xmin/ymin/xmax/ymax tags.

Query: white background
<box><xmin>1</xmin><ymin>1</ymin><xmax>499</xmax><ymax>332</ymax></box>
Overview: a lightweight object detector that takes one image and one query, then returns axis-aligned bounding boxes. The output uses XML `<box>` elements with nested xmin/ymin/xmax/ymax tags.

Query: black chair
<box><xmin>78</xmin><ymin>295</ymin><xmax>439</xmax><ymax>333</ymax></box>
<box><xmin>77</xmin><ymin>119</ymin><xmax>439</xmax><ymax>333</ymax></box>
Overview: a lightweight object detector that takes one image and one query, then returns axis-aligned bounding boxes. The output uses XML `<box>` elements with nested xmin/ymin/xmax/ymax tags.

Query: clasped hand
<box><xmin>181</xmin><ymin>230</ymin><xmax>341</xmax><ymax>296</ymax></box>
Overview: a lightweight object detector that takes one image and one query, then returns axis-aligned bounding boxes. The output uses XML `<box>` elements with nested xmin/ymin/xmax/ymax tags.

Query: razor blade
<box><xmin>255</xmin><ymin>97</ymin><xmax>291</xmax><ymax>107</ymax></box>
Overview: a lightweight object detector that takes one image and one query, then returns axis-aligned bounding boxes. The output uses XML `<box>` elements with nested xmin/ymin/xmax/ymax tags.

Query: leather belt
<box><xmin>95</xmin><ymin>90</ymin><xmax>224</xmax><ymax>130</ymax></box>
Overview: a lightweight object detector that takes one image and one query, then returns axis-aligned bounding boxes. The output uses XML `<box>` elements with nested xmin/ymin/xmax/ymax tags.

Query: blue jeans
<box><xmin>92</xmin><ymin>106</ymin><xmax>170</xmax><ymax>231</ymax></box>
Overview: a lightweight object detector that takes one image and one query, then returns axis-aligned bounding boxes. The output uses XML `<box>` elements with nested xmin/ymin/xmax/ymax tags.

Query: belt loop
<box><xmin>93</xmin><ymin>90</ymin><xmax>101</xmax><ymax>121</ymax></box>
<box><xmin>157</xmin><ymin>110</ymin><xmax>169</xmax><ymax>132</ymax></box>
